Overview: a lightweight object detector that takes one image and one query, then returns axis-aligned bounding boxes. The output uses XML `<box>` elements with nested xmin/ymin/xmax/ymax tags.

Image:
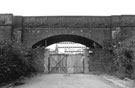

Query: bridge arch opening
<box><xmin>32</xmin><ymin>34</ymin><xmax>103</xmax><ymax>73</ymax></box>
<box><xmin>32</xmin><ymin>34</ymin><xmax>102</xmax><ymax>49</ymax></box>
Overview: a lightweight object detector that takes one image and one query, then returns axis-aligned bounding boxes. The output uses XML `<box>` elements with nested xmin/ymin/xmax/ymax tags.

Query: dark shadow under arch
<box><xmin>32</xmin><ymin>34</ymin><xmax>102</xmax><ymax>49</ymax></box>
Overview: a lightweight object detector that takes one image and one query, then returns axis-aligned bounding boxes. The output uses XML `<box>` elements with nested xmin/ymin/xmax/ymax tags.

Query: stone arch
<box><xmin>32</xmin><ymin>34</ymin><xmax>102</xmax><ymax>48</ymax></box>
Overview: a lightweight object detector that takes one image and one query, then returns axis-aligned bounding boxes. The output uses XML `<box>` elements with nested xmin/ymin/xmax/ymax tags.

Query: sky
<box><xmin>0</xmin><ymin>0</ymin><xmax>135</xmax><ymax>16</ymax></box>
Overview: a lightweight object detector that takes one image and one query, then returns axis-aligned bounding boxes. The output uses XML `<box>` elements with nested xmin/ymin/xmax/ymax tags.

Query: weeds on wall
<box><xmin>112</xmin><ymin>34</ymin><xmax>135</xmax><ymax>79</ymax></box>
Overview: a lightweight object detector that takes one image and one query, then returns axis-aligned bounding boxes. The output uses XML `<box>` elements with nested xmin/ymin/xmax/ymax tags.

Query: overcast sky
<box><xmin>0</xmin><ymin>0</ymin><xmax>135</xmax><ymax>16</ymax></box>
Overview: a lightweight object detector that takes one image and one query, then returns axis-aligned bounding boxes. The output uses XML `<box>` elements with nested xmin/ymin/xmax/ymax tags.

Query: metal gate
<box><xmin>48</xmin><ymin>54</ymin><xmax>85</xmax><ymax>73</ymax></box>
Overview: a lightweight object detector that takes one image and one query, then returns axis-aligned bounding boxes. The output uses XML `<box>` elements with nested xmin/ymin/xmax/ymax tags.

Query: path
<box><xmin>12</xmin><ymin>74</ymin><xmax>133</xmax><ymax>88</ymax></box>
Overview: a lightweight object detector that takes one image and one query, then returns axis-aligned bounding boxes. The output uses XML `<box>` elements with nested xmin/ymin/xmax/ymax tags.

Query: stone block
<box><xmin>0</xmin><ymin>26</ymin><xmax>12</xmax><ymax>41</ymax></box>
<box><xmin>13</xmin><ymin>16</ymin><xmax>23</xmax><ymax>26</ymax></box>
<box><xmin>111</xmin><ymin>15</ymin><xmax>121</xmax><ymax>27</ymax></box>
<box><xmin>121</xmin><ymin>15</ymin><xmax>135</xmax><ymax>26</ymax></box>
<box><xmin>0</xmin><ymin>14</ymin><xmax>13</xmax><ymax>25</ymax></box>
<box><xmin>13</xmin><ymin>27</ymin><xmax>22</xmax><ymax>42</ymax></box>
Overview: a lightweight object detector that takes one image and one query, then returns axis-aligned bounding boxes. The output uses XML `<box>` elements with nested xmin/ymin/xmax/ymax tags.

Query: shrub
<box><xmin>0</xmin><ymin>40</ymin><xmax>44</xmax><ymax>85</ymax></box>
<box><xmin>113</xmin><ymin>47</ymin><xmax>134</xmax><ymax>79</ymax></box>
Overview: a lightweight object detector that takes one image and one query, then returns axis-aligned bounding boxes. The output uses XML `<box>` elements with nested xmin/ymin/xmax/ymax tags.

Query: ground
<box><xmin>8</xmin><ymin>74</ymin><xmax>134</xmax><ymax>88</ymax></box>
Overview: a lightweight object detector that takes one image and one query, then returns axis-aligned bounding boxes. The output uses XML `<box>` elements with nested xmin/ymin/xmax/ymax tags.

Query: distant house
<box><xmin>46</xmin><ymin>42</ymin><xmax>88</xmax><ymax>54</ymax></box>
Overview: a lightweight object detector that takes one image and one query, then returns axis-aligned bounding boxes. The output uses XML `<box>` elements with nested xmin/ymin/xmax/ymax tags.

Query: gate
<box><xmin>48</xmin><ymin>54</ymin><xmax>85</xmax><ymax>73</ymax></box>
<box><xmin>48</xmin><ymin>54</ymin><xmax>67</xmax><ymax>73</ymax></box>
